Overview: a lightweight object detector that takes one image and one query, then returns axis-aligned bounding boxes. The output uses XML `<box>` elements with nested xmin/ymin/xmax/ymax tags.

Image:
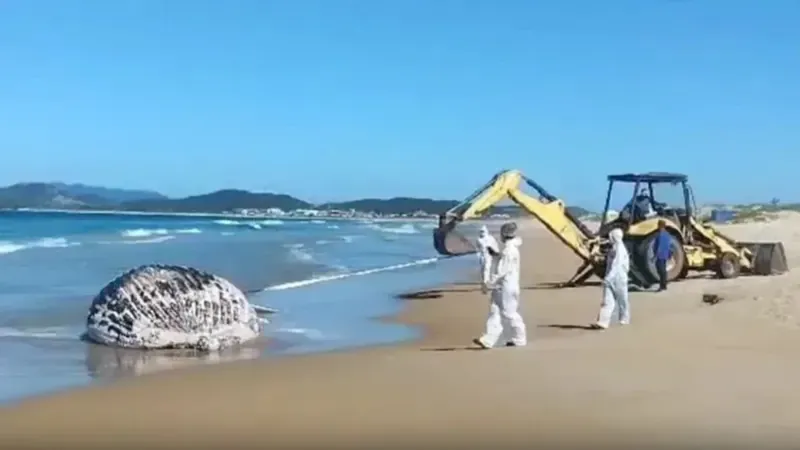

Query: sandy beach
<box><xmin>2</xmin><ymin>215</ymin><xmax>800</xmax><ymax>449</ymax></box>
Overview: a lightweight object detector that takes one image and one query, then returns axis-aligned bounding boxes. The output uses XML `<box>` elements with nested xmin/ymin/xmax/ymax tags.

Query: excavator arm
<box><xmin>433</xmin><ymin>170</ymin><xmax>598</xmax><ymax>265</ymax></box>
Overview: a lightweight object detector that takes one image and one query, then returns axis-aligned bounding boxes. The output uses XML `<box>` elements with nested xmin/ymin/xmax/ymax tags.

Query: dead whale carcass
<box><xmin>85</xmin><ymin>264</ymin><xmax>265</xmax><ymax>352</ymax></box>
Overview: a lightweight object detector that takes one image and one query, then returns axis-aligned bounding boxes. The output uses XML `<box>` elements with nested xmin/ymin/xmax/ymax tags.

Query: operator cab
<box><xmin>599</xmin><ymin>172</ymin><xmax>696</xmax><ymax>234</ymax></box>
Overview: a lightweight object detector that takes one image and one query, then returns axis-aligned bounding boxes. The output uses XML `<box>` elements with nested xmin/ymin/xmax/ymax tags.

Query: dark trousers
<box><xmin>655</xmin><ymin>259</ymin><xmax>668</xmax><ymax>290</ymax></box>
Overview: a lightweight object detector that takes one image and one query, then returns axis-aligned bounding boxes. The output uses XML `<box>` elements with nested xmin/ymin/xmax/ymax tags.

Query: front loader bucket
<box><xmin>739</xmin><ymin>242</ymin><xmax>789</xmax><ymax>275</ymax></box>
<box><xmin>432</xmin><ymin>219</ymin><xmax>477</xmax><ymax>257</ymax></box>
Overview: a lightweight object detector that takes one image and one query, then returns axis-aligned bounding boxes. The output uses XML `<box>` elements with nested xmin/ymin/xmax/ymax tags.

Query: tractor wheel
<box><xmin>715</xmin><ymin>252</ymin><xmax>741</xmax><ymax>279</ymax></box>
<box><xmin>637</xmin><ymin>231</ymin><xmax>686</xmax><ymax>283</ymax></box>
<box><xmin>677</xmin><ymin>262</ymin><xmax>690</xmax><ymax>280</ymax></box>
<box><xmin>626</xmin><ymin>239</ymin><xmax>655</xmax><ymax>287</ymax></box>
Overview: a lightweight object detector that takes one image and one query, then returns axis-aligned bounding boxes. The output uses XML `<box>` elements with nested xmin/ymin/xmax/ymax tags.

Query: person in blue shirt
<box><xmin>653</xmin><ymin>220</ymin><xmax>672</xmax><ymax>291</ymax></box>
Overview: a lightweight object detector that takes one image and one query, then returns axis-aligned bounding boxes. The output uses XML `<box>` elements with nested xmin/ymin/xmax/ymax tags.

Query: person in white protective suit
<box><xmin>592</xmin><ymin>227</ymin><xmax>630</xmax><ymax>329</ymax></box>
<box><xmin>473</xmin><ymin>222</ymin><xmax>527</xmax><ymax>349</ymax></box>
<box><xmin>475</xmin><ymin>225</ymin><xmax>500</xmax><ymax>292</ymax></box>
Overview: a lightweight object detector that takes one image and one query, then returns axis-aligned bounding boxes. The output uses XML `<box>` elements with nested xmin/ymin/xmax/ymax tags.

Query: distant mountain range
<box><xmin>0</xmin><ymin>181</ymin><xmax>593</xmax><ymax>217</ymax></box>
<box><xmin>0</xmin><ymin>182</ymin><xmax>462</xmax><ymax>215</ymax></box>
<box><xmin>49</xmin><ymin>182</ymin><xmax>167</xmax><ymax>204</ymax></box>
<box><xmin>0</xmin><ymin>183</ymin><xmax>166</xmax><ymax>210</ymax></box>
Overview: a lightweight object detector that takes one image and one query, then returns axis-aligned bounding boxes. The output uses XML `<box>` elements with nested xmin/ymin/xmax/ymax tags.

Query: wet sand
<box><xmin>2</xmin><ymin>216</ymin><xmax>800</xmax><ymax>449</ymax></box>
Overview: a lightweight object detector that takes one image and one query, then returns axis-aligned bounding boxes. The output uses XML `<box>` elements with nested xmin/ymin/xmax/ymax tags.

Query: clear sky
<box><xmin>0</xmin><ymin>1</ymin><xmax>798</xmax><ymax>206</ymax></box>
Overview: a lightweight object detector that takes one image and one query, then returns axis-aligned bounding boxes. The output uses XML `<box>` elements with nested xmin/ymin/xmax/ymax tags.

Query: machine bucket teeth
<box><xmin>738</xmin><ymin>242</ymin><xmax>789</xmax><ymax>275</ymax></box>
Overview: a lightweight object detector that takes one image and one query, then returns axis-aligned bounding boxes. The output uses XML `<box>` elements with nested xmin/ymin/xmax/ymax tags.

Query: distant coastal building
<box><xmin>220</xmin><ymin>206</ymin><xmax>438</xmax><ymax>220</ymax></box>
<box><xmin>324</xmin><ymin>209</ymin><xmax>350</xmax><ymax>217</ymax></box>
<box><xmin>293</xmin><ymin>209</ymin><xmax>321</xmax><ymax>217</ymax></box>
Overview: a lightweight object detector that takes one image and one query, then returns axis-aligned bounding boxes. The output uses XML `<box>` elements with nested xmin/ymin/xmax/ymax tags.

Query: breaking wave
<box><xmin>287</xmin><ymin>244</ymin><xmax>315</xmax><ymax>263</ymax></box>
<box><xmin>115</xmin><ymin>236</ymin><xmax>176</xmax><ymax>245</ymax></box>
<box><xmin>120</xmin><ymin>227</ymin><xmax>201</xmax><ymax>238</ymax></box>
<box><xmin>121</xmin><ymin>228</ymin><xmax>167</xmax><ymax>238</ymax></box>
<box><xmin>0</xmin><ymin>237</ymin><xmax>79</xmax><ymax>255</ymax></box>
<box><xmin>176</xmin><ymin>228</ymin><xmax>202</xmax><ymax>234</ymax></box>
<box><xmin>261</xmin><ymin>257</ymin><xmax>441</xmax><ymax>291</ymax></box>
<box><xmin>213</xmin><ymin>219</ymin><xmax>283</xmax><ymax>229</ymax></box>
<box><xmin>0</xmin><ymin>326</ymin><xmax>77</xmax><ymax>340</ymax></box>
<box><xmin>367</xmin><ymin>223</ymin><xmax>419</xmax><ymax>234</ymax></box>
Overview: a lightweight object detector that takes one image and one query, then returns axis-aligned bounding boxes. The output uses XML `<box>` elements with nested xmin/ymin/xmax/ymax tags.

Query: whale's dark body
<box><xmin>85</xmin><ymin>264</ymin><xmax>263</xmax><ymax>351</ymax></box>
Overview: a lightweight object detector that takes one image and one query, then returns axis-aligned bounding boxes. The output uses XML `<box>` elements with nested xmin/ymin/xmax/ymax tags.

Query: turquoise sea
<box><xmin>0</xmin><ymin>211</ymin><xmax>475</xmax><ymax>404</ymax></box>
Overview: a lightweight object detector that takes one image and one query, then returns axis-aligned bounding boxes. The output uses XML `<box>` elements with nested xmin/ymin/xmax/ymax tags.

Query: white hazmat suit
<box><xmin>595</xmin><ymin>228</ymin><xmax>630</xmax><ymax>329</ymax></box>
<box><xmin>476</xmin><ymin>225</ymin><xmax>500</xmax><ymax>289</ymax></box>
<box><xmin>475</xmin><ymin>235</ymin><xmax>527</xmax><ymax>348</ymax></box>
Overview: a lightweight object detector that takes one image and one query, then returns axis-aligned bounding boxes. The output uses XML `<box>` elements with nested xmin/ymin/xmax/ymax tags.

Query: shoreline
<box><xmin>0</xmin><ymin>251</ymin><xmax>471</xmax><ymax>404</ymax></box>
<box><xmin>3</xmin><ymin>219</ymin><xmax>800</xmax><ymax>447</ymax></box>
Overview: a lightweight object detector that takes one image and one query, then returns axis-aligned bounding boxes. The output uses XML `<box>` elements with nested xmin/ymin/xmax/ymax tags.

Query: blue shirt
<box><xmin>653</xmin><ymin>230</ymin><xmax>672</xmax><ymax>261</ymax></box>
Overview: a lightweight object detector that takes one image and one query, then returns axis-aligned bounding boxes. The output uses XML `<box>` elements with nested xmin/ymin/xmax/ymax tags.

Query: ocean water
<box><xmin>0</xmin><ymin>211</ymin><xmax>476</xmax><ymax>404</ymax></box>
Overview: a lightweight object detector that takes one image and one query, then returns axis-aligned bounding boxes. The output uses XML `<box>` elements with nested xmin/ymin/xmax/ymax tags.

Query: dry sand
<box><xmin>3</xmin><ymin>215</ymin><xmax>800</xmax><ymax>448</ymax></box>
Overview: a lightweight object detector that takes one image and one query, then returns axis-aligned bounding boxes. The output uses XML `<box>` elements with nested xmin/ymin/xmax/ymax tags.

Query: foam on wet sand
<box><xmin>3</xmin><ymin>215</ymin><xmax>800</xmax><ymax>448</ymax></box>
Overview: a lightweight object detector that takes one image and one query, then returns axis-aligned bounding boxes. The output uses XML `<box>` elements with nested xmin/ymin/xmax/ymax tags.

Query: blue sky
<box><xmin>0</xmin><ymin>1</ymin><xmax>798</xmax><ymax>206</ymax></box>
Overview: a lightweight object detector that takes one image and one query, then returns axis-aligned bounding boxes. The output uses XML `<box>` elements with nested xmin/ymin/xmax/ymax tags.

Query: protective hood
<box><xmin>609</xmin><ymin>228</ymin><xmax>624</xmax><ymax>247</ymax></box>
<box><xmin>479</xmin><ymin>225</ymin><xmax>489</xmax><ymax>238</ymax></box>
<box><xmin>504</xmin><ymin>236</ymin><xmax>523</xmax><ymax>249</ymax></box>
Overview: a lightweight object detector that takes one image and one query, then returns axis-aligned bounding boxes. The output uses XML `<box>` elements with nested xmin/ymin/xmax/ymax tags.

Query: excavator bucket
<box><xmin>432</xmin><ymin>217</ymin><xmax>477</xmax><ymax>256</ymax></box>
<box><xmin>738</xmin><ymin>242</ymin><xmax>789</xmax><ymax>275</ymax></box>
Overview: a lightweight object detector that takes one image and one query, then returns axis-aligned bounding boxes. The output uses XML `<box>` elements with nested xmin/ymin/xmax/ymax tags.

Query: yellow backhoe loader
<box><xmin>433</xmin><ymin>170</ymin><xmax>788</xmax><ymax>287</ymax></box>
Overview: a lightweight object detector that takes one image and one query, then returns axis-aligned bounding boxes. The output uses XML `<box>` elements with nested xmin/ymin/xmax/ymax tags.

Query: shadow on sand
<box><xmin>525</xmin><ymin>281</ymin><xmax>603</xmax><ymax>290</ymax></box>
<box><xmin>538</xmin><ymin>324</ymin><xmax>599</xmax><ymax>331</ymax></box>
<box><xmin>420</xmin><ymin>345</ymin><xmax>485</xmax><ymax>352</ymax></box>
<box><xmin>419</xmin><ymin>324</ymin><xmax>603</xmax><ymax>352</ymax></box>
<box><xmin>396</xmin><ymin>286</ymin><xmax>483</xmax><ymax>301</ymax></box>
